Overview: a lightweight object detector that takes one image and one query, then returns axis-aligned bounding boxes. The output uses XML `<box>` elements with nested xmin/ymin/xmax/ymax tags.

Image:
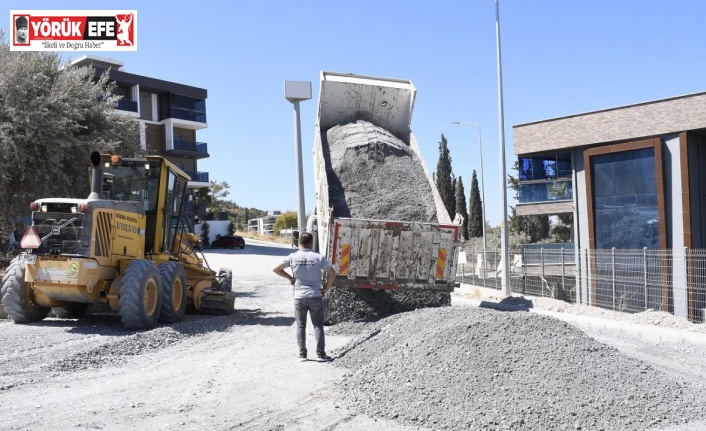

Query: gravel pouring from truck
<box><xmin>310</xmin><ymin>72</ymin><xmax>462</xmax><ymax>321</ymax></box>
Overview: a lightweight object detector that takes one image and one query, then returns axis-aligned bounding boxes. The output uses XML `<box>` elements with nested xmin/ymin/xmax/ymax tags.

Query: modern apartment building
<box><xmin>248</xmin><ymin>211</ymin><xmax>281</xmax><ymax>235</ymax></box>
<box><xmin>70</xmin><ymin>55</ymin><xmax>210</xmax><ymax>202</ymax></box>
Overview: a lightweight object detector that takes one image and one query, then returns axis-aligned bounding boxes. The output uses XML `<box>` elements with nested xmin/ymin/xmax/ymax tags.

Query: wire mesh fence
<box><xmin>458</xmin><ymin>247</ymin><xmax>706</xmax><ymax>323</ymax></box>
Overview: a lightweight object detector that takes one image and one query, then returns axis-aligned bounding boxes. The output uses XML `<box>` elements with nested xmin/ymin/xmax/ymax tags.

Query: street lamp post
<box><xmin>284</xmin><ymin>80</ymin><xmax>312</xmax><ymax>236</ymax></box>
<box><xmin>452</xmin><ymin>121</ymin><xmax>487</xmax><ymax>277</ymax></box>
<box><xmin>495</xmin><ymin>0</ymin><xmax>511</xmax><ymax>296</ymax></box>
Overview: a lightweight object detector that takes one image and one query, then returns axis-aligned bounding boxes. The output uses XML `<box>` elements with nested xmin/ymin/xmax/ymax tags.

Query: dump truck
<box><xmin>310</xmin><ymin>72</ymin><xmax>463</xmax><ymax>322</ymax></box>
<box><xmin>0</xmin><ymin>152</ymin><xmax>234</xmax><ymax>330</ymax></box>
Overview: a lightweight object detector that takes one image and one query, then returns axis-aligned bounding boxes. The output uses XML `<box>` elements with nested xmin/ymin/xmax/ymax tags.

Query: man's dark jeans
<box><xmin>294</xmin><ymin>297</ymin><xmax>325</xmax><ymax>357</ymax></box>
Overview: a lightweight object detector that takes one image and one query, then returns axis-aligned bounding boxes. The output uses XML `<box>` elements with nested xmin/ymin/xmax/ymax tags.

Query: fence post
<box><xmin>685</xmin><ymin>247</ymin><xmax>689</xmax><ymax>320</ymax></box>
<box><xmin>610</xmin><ymin>247</ymin><xmax>615</xmax><ymax>310</ymax></box>
<box><xmin>643</xmin><ymin>247</ymin><xmax>648</xmax><ymax>311</ymax></box>
<box><xmin>561</xmin><ymin>247</ymin><xmax>565</xmax><ymax>299</ymax></box>
<box><xmin>541</xmin><ymin>248</ymin><xmax>545</xmax><ymax>295</ymax></box>
<box><xmin>585</xmin><ymin>248</ymin><xmax>590</xmax><ymax>306</ymax></box>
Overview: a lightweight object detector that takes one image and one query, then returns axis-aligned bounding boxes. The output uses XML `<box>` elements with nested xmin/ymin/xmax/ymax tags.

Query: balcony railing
<box><xmin>161</xmin><ymin>107</ymin><xmax>206</xmax><ymax>123</ymax></box>
<box><xmin>173</xmin><ymin>139</ymin><xmax>208</xmax><ymax>155</ymax></box>
<box><xmin>183</xmin><ymin>170</ymin><xmax>209</xmax><ymax>183</ymax></box>
<box><xmin>518</xmin><ymin>180</ymin><xmax>573</xmax><ymax>204</ymax></box>
<box><xmin>114</xmin><ymin>99</ymin><xmax>138</xmax><ymax>112</ymax></box>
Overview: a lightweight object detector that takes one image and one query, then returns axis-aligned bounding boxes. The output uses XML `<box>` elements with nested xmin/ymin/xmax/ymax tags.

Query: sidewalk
<box><xmin>451</xmin><ymin>283</ymin><xmax>706</xmax><ymax>347</ymax></box>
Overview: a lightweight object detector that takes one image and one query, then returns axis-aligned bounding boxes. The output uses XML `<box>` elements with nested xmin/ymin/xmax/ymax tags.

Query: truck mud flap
<box><xmin>198</xmin><ymin>290</ymin><xmax>235</xmax><ymax>315</ymax></box>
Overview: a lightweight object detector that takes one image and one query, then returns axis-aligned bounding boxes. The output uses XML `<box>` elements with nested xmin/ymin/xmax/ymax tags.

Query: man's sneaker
<box><xmin>299</xmin><ymin>353</ymin><xmax>308</xmax><ymax>362</ymax></box>
<box><xmin>316</xmin><ymin>354</ymin><xmax>332</xmax><ymax>362</ymax></box>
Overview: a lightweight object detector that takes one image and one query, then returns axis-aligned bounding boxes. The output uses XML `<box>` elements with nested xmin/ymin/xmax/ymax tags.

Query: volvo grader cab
<box><xmin>0</xmin><ymin>152</ymin><xmax>234</xmax><ymax>330</ymax></box>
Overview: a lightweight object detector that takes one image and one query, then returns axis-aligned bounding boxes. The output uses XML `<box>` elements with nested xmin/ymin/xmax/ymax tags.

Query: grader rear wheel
<box><xmin>1</xmin><ymin>256</ymin><xmax>50</xmax><ymax>323</ymax></box>
<box><xmin>118</xmin><ymin>260</ymin><xmax>162</xmax><ymax>330</ymax></box>
<box><xmin>158</xmin><ymin>261</ymin><xmax>187</xmax><ymax>323</ymax></box>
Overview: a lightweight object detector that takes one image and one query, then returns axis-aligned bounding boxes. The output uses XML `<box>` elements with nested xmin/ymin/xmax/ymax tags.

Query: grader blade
<box><xmin>199</xmin><ymin>290</ymin><xmax>235</xmax><ymax>314</ymax></box>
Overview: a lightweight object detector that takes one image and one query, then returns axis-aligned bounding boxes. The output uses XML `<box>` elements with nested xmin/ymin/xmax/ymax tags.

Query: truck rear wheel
<box><xmin>1</xmin><ymin>256</ymin><xmax>50</xmax><ymax>323</ymax></box>
<box><xmin>119</xmin><ymin>260</ymin><xmax>162</xmax><ymax>330</ymax></box>
<box><xmin>52</xmin><ymin>304</ymin><xmax>89</xmax><ymax>318</ymax></box>
<box><xmin>158</xmin><ymin>261</ymin><xmax>187</xmax><ymax>323</ymax></box>
<box><xmin>215</xmin><ymin>268</ymin><xmax>232</xmax><ymax>292</ymax></box>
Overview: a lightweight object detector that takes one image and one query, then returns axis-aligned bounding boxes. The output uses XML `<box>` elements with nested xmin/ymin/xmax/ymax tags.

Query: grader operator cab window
<box><xmin>163</xmin><ymin>170</ymin><xmax>188</xmax><ymax>253</ymax></box>
<box><xmin>104</xmin><ymin>160</ymin><xmax>161</xmax><ymax>211</ymax></box>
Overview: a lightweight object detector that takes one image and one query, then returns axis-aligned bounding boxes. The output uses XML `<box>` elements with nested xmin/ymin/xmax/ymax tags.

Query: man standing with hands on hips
<box><xmin>273</xmin><ymin>232</ymin><xmax>335</xmax><ymax>362</ymax></box>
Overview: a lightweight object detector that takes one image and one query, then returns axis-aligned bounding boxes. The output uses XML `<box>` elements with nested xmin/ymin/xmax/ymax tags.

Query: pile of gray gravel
<box><xmin>324</xmin><ymin>287</ymin><xmax>450</xmax><ymax>326</ymax></box>
<box><xmin>322</xmin><ymin>120</ymin><xmax>450</xmax><ymax>324</ymax></box>
<box><xmin>331</xmin><ymin>306</ymin><xmax>706</xmax><ymax>431</ymax></box>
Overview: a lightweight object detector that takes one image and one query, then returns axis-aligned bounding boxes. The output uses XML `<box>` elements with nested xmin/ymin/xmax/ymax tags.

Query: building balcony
<box><xmin>161</xmin><ymin>107</ymin><xmax>206</xmax><ymax>123</ymax></box>
<box><xmin>183</xmin><ymin>170</ymin><xmax>209</xmax><ymax>183</ymax></box>
<box><xmin>516</xmin><ymin>179</ymin><xmax>573</xmax><ymax>216</ymax></box>
<box><xmin>114</xmin><ymin>99</ymin><xmax>138</xmax><ymax>112</ymax></box>
<box><xmin>518</xmin><ymin>179</ymin><xmax>573</xmax><ymax>204</ymax></box>
<box><xmin>166</xmin><ymin>139</ymin><xmax>209</xmax><ymax>159</ymax></box>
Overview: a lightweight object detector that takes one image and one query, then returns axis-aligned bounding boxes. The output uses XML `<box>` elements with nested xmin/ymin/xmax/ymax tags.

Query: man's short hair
<box><xmin>300</xmin><ymin>232</ymin><xmax>313</xmax><ymax>246</ymax></box>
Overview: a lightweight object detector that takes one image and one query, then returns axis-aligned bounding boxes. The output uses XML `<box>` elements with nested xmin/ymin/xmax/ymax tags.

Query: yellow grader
<box><xmin>0</xmin><ymin>152</ymin><xmax>234</xmax><ymax>330</ymax></box>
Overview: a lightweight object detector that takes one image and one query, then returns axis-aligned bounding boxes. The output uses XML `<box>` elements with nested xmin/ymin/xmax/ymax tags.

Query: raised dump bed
<box><xmin>310</xmin><ymin>71</ymin><xmax>463</xmax><ymax>323</ymax></box>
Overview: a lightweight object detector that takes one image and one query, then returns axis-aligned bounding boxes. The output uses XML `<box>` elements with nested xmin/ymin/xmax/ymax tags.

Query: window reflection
<box><xmin>591</xmin><ymin>148</ymin><xmax>659</xmax><ymax>249</ymax></box>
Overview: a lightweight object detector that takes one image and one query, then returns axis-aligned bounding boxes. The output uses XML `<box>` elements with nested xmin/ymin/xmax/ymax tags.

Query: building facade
<box><xmin>70</xmin><ymin>55</ymin><xmax>210</xmax><ymax>209</ymax></box>
<box><xmin>513</xmin><ymin>91</ymin><xmax>706</xmax><ymax>322</ymax></box>
<box><xmin>248</xmin><ymin>211</ymin><xmax>281</xmax><ymax>235</ymax></box>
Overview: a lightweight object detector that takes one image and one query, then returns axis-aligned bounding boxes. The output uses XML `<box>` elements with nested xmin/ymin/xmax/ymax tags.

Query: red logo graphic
<box><xmin>115</xmin><ymin>13</ymin><xmax>134</xmax><ymax>46</ymax></box>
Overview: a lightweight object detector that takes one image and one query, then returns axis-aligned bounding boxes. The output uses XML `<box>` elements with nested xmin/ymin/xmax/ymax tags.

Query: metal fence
<box><xmin>458</xmin><ymin>247</ymin><xmax>706</xmax><ymax>323</ymax></box>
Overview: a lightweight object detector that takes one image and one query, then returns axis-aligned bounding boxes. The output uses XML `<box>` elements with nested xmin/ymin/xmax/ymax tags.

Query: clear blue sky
<box><xmin>7</xmin><ymin>1</ymin><xmax>706</xmax><ymax>225</ymax></box>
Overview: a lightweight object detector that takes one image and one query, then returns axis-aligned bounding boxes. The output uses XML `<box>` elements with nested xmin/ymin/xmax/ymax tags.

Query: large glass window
<box><xmin>591</xmin><ymin>148</ymin><xmax>659</xmax><ymax>249</ymax></box>
<box><xmin>519</xmin><ymin>153</ymin><xmax>572</xmax><ymax>181</ymax></box>
<box><xmin>517</xmin><ymin>152</ymin><xmax>573</xmax><ymax>204</ymax></box>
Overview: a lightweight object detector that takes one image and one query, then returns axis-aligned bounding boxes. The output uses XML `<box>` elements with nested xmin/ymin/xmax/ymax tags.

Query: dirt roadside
<box><xmin>0</xmin><ymin>241</ymin><xmax>705</xmax><ymax>430</ymax></box>
<box><xmin>0</xmin><ymin>240</ymin><xmax>419</xmax><ymax>431</ymax></box>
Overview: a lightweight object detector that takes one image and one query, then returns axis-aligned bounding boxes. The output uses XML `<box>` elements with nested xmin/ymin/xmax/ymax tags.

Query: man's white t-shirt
<box><xmin>281</xmin><ymin>249</ymin><xmax>334</xmax><ymax>299</ymax></box>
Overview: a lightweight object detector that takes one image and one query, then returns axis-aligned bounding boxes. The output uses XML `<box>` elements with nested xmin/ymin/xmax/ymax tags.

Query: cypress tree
<box><xmin>455</xmin><ymin>176</ymin><xmax>469</xmax><ymax>240</ymax></box>
<box><xmin>435</xmin><ymin>134</ymin><xmax>455</xmax><ymax>219</ymax></box>
<box><xmin>468</xmin><ymin>170</ymin><xmax>484</xmax><ymax>238</ymax></box>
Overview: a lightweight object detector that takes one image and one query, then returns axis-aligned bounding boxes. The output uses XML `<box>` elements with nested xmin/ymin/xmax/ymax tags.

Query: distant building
<box><xmin>70</xmin><ymin>55</ymin><xmax>210</xmax><ymax>217</ymax></box>
<box><xmin>248</xmin><ymin>211</ymin><xmax>281</xmax><ymax>235</ymax></box>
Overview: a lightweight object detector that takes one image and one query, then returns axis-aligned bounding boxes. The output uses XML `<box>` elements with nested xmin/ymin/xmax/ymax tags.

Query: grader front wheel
<box><xmin>158</xmin><ymin>261</ymin><xmax>187</xmax><ymax>323</ymax></box>
<box><xmin>1</xmin><ymin>256</ymin><xmax>50</xmax><ymax>323</ymax></box>
<box><xmin>119</xmin><ymin>260</ymin><xmax>162</xmax><ymax>330</ymax></box>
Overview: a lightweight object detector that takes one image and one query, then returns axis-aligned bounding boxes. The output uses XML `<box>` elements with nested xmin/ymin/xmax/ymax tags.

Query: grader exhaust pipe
<box><xmin>87</xmin><ymin>151</ymin><xmax>104</xmax><ymax>201</ymax></box>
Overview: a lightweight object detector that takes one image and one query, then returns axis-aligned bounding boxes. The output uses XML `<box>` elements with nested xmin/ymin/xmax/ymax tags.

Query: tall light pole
<box><xmin>284</xmin><ymin>80</ymin><xmax>312</xmax><ymax>236</ymax></box>
<box><xmin>452</xmin><ymin>121</ymin><xmax>487</xmax><ymax>276</ymax></box>
<box><xmin>495</xmin><ymin>0</ymin><xmax>511</xmax><ymax>296</ymax></box>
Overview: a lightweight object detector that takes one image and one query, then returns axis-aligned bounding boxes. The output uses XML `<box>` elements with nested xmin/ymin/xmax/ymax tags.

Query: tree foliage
<box><xmin>273</xmin><ymin>211</ymin><xmax>298</xmax><ymax>236</ymax></box>
<box><xmin>0</xmin><ymin>33</ymin><xmax>140</xmax><ymax>240</ymax></box>
<box><xmin>507</xmin><ymin>160</ymin><xmax>551</xmax><ymax>244</ymax></box>
<box><xmin>468</xmin><ymin>170</ymin><xmax>484</xmax><ymax>239</ymax></box>
<box><xmin>435</xmin><ymin>134</ymin><xmax>455</xmax><ymax>220</ymax></box>
<box><xmin>454</xmin><ymin>176</ymin><xmax>469</xmax><ymax>240</ymax></box>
